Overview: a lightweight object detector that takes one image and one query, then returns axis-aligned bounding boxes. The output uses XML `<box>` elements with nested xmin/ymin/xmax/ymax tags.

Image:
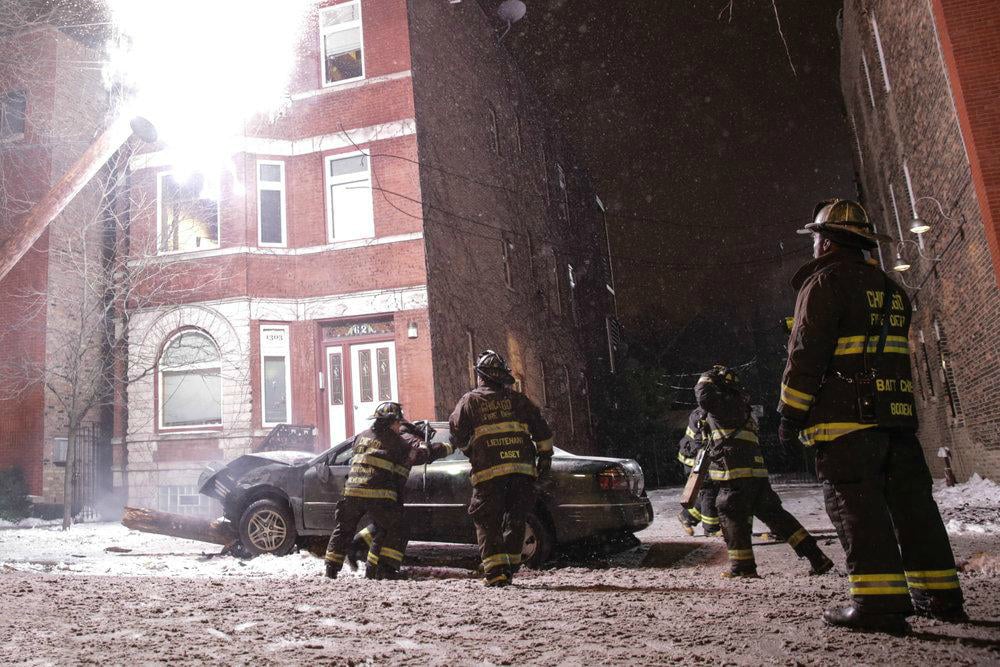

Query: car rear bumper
<box><xmin>553</xmin><ymin>496</ymin><xmax>654</xmax><ymax>543</ymax></box>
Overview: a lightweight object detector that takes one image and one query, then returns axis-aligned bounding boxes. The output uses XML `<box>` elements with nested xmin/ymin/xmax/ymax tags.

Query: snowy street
<box><xmin>2</xmin><ymin>482</ymin><xmax>999</xmax><ymax>665</ymax></box>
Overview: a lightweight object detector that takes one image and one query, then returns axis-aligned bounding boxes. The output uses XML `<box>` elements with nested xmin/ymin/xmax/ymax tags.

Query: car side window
<box><xmin>330</xmin><ymin>442</ymin><xmax>354</xmax><ymax>466</ymax></box>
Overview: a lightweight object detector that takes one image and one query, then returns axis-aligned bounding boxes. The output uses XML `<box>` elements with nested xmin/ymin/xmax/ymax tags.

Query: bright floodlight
<box><xmin>909</xmin><ymin>217</ymin><xmax>931</xmax><ymax>234</ymax></box>
<box><xmin>498</xmin><ymin>0</ymin><xmax>527</xmax><ymax>23</ymax></box>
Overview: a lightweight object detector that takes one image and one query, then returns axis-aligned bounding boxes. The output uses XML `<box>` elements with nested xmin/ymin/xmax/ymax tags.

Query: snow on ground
<box><xmin>1</xmin><ymin>485</ymin><xmax>999</xmax><ymax>665</ymax></box>
<box><xmin>933</xmin><ymin>474</ymin><xmax>1000</xmax><ymax>535</ymax></box>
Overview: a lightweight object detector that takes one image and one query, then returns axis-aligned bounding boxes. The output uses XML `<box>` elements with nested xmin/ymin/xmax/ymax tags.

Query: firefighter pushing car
<box><xmin>449</xmin><ymin>350</ymin><xmax>554</xmax><ymax>587</ymax></box>
<box><xmin>778</xmin><ymin>199</ymin><xmax>965</xmax><ymax>633</ymax></box>
<box><xmin>695</xmin><ymin>365</ymin><xmax>833</xmax><ymax>579</ymax></box>
<box><xmin>324</xmin><ymin>402</ymin><xmax>450</xmax><ymax>580</ymax></box>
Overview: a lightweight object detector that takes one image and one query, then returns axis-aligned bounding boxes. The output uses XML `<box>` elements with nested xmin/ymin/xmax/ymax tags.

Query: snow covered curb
<box><xmin>934</xmin><ymin>473</ymin><xmax>1000</xmax><ymax>535</ymax></box>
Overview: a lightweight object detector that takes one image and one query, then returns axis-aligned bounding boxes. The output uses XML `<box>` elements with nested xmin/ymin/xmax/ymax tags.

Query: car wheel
<box><xmin>521</xmin><ymin>512</ymin><xmax>554</xmax><ymax>569</ymax></box>
<box><xmin>238</xmin><ymin>498</ymin><xmax>297</xmax><ymax>557</ymax></box>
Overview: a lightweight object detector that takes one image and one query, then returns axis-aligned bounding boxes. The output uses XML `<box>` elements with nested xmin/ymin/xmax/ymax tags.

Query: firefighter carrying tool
<box><xmin>695</xmin><ymin>366</ymin><xmax>833</xmax><ymax>579</ymax></box>
<box><xmin>779</xmin><ymin>199</ymin><xmax>965</xmax><ymax>634</ymax></box>
<box><xmin>449</xmin><ymin>350</ymin><xmax>554</xmax><ymax>587</ymax></box>
<box><xmin>325</xmin><ymin>402</ymin><xmax>450</xmax><ymax>580</ymax></box>
<box><xmin>677</xmin><ymin>407</ymin><xmax>721</xmax><ymax>537</ymax></box>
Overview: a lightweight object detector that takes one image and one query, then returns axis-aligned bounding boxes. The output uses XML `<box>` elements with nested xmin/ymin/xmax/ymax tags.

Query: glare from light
<box><xmin>104</xmin><ymin>0</ymin><xmax>312</xmax><ymax>181</ymax></box>
<box><xmin>893</xmin><ymin>258</ymin><xmax>911</xmax><ymax>272</ymax></box>
<box><xmin>909</xmin><ymin>217</ymin><xmax>931</xmax><ymax>234</ymax></box>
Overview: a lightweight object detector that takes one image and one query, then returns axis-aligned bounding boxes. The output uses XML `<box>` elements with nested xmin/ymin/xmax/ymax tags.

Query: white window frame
<box><xmin>320</xmin><ymin>0</ymin><xmax>366</xmax><ymax>88</ymax></box>
<box><xmin>157</xmin><ymin>330</ymin><xmax>223</xmax><ymax>431</ymax></box>
<box><xmin>257</xmin><ymin>160</ymin><xmax>287</xmax><ymax>248</ymax></box>
<box><xmin>861</xmin><ymin>53</ymin><xmax>876</xmax><ymax>109</ymax></box>
<box><xmin>888</xmin><ymin>181</ymin><xmax>905</xmax><ymax>242</ymax></box>
<box><xmin>324</xmin><ymin>150</ymin><xmax>374</xmax><ymax>243</ymax></box>
<box><xmin>871</xmin><ymin>14</ymin><xmax>891</xmax><ymax>92</ymax></box>
<box><xmin>260</xmin><ymin>324</ymin><xmax>292</xmax><ymax>427</ymax></box>
<box><xmin>156</xmin><ymin>171</ymin><xmax>222</xmax><ymax>255</ymax></box>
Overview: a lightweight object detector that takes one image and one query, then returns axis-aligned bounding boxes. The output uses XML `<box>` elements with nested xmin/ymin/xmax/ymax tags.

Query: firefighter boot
<box><xmin>823</xmin><ymin>605</ymin><xmax>911</xmax><ymax>635</ymax></box>
<box><xmin>802</xmin><ymin>543</ymin><xmax>834</xmax><ymax>575</ymax></box>
<box><xmin>677</xmin><ymin>511</ymin><xmax>696</xmax><ymax>537</ymax></box>
<box><xmin>325</xmin><ymin>561</ymin><xmax>339</xmax><ymax>579</ymax></box>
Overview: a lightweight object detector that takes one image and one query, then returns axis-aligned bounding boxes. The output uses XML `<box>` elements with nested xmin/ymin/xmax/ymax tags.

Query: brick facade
<box><xmin>840</xmin><ymin>0</ymin><xmax>1000</xmax><ymax>479</ymax></box>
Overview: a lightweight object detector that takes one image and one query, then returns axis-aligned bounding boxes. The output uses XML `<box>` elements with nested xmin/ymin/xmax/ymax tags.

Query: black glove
<box><xmin>777</xmin><ymin>416</ymin><xmax>804</xmax><ymax>447</ymax></box>
<box><xmin>536</xmin><ymin>454</ymin><xmax>552</xmax><ymax>477</ymax></box>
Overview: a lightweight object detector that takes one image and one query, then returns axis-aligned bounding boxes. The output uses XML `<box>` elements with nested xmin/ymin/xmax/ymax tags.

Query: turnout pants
<box><xmin>717</xmin><ymin>477</ymin><xmax>821</xmax><ymax>574</ymax></box>
<box><xmin>325</xmin><ymin>497</ymin><xmax>405</xmax><ymax>574</ymax></box>
<box><xmin>816</xmin><ymin>428</ymin><xmax>963</xmax><ymax>614</ymax></box>
<box><xmin>681</xmin><ymin>482</ymin><xmax>720</xmax><ymax>533</ymax></box>
<box><xmin>468</xmin><ymin>473</ymin><xmax>536</xmax><ymax>584</ymax></box>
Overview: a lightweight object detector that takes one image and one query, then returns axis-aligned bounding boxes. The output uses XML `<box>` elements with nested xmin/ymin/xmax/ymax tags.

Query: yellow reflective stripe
<box><xmin>685</xmin><ymin>427</ymin><xmax>698</xmax><ymax>439</ymax></box>
<box><xmin>343</xmin><ymin>487</ymin><xmax>398</xmax><ymax>501</ymax></box>
<box><xmin>780</xmin><ymin>383</ymin><xmax>815</xmax><ymax>412</ymax></box>
<box><xmin>701</xmin><ymin>514</ymin><xmax>720</xmax><ymax>525</ymax></box>
<box><xmin>799</xmin><ymin>422</ymin><xmax>877</xmax><ymax>446</ymax></box>
<box><xmin>325</xmin><ymin>552</ymin><xmax>345</xmax><ymax>563</ymax></box>
<box><xmin>470</xmin><ymin>462</ymin><xmax>537</xmax><ymax>485</ymax></box>
<box><xmin>833</xmin><ymin>335</ymin><xmax>910</xmax><ymax>355</ymax></box>
<box><xmin>677</xmin><ymin>452</ymin><xmax>696</xmax><ymax>467</ymax></box>
<box><xmin>904</xmin><ymin>568</ymin><xmax>957</xmax><ymax>578</ymax></box>
<box><xmin>353</xmin><ymin>454</ymin><xmax>410</xmax><ymax>478</ymax></box>
<box><xmin>687</xmin><ymin>507</ymin><xmax>704</xmax><ymax>521</ymax></box>
<box><xmin>536</xmin><ymin>438</ymin><xmax>553</xmax><ymax>453</ymax></box>
<box><xmin>473</xmin><ymin>421</ymin><xmax>529</xmax><ymax>441</ymax></box>
<box><xmin>441</xmin><ymin>443</ymin><xmax>454</xmax><ymax>456</ymax></box>
<box><xmin>850</xmin><ymin>586</ymin><xmax>910</xmax><ymax>595</ymax></box>
<box><xmin>728</xmin><ymin>549</ymin><xmax>755</xmax><ymax>560</ymax></box>
<box><xmin>486</xmin><ymin>574</ymin><xmax>508</xmax><ymax>584</ymax></box>
<box><xmin>507</xmin><ymin>553</ymin><xmax>522</xmax><ymax>565</ymax></box>
<box><xmin>710</xmin><ymin>428</ymin><xmax>759</xmax><ymax>444</ymax></box>
<box><xmin>359</xmin><ymin>527</ymin><xmax>374</xmax><ymax>546</ymax></box>
<box><xmin>483</xmin><ymin>554</ymin><xmax>511</xmax><ymax>569</ymax></box>
<box><xmin>905</xmin><ymin>569</ymin><xmax>960</xmax><ymax>589</ymax></box>
<box><xmin>709</xmin><ymin>467</ymin><xmax>769</xmax><ymax>481</ymax></box>
<box><xmin>787</xmin><ymin>528</ymin><xmax>808</xmax><ymax>548</ymax></box>
<box><xmin>849</xmin><ymin>573</ymin><xmax>905</xmax><ymax>582</ymax></box>
<box><xmin>367</xmin><ymin>553</ymin><xmax>379</xmax><ymax>566</ymax></box>
<box><xmin>380</xmin><ymin>547</ymin><xmax>404</xmax><ymax>562</ymax></box>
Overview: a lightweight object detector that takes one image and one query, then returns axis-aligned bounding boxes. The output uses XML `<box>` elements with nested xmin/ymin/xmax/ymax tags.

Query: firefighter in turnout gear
<box><xmin>449</xmin><ymin>350</ymin><xmax>554</xmax><ymax>587</ymax></box>
<box><xmin>780</xmin><ymin>199</ymin><xmax>965</xmax><ymax>634</ymax></box>
<box><xmin>325</xmin><ymin>402</ymin><xmax>451</xmax><ymax>580</ymax></box>
<box><xmin>676</xmin><ymin>407</ymin><xmax>721</xmax><ymax>537</ymax></box>
<box><xmin>695</xmin><ymin>366</ymin><xmax>833</xmax><ymax>579</ymax></box>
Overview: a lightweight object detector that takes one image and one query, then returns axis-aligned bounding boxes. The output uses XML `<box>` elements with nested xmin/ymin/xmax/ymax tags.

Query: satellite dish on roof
<box><xmin>498</xmin><ymin>0</ymin><xmax>526</xmax><ymax>24</ymax></box>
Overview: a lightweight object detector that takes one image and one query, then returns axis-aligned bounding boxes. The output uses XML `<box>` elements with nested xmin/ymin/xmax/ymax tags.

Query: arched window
<box><xmin>159</xmin><ymin>330</ymin><xmax>222</xmax><ymax>428</ymax></box>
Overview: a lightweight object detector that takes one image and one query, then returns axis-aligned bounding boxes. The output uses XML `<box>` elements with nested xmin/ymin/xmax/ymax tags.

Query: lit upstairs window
<box><xmin>157</xmin><ymin>172</ymin><xmax>220</xmax><ymax>253</ymax></box>
<box><xmin>321</xmin><ymin>1</ymin><xmax>365</xmax><ymax>86</ymax></box>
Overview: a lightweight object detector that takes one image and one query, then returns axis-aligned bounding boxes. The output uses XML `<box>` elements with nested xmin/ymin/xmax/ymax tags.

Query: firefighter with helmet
<box><xmin>449</xmin><ymin>350</ymin><xmax>554</xmax><ymax>587</ymax></box>
<box><xmin>778</xmin><ymin>199</ymin><xmax>965</xmax><ymax>633</ymax></box>
<box><xmin>676</xmin><ymin>407</ymin><xmax>721</xmax><ymax>537</ymax></box>
<box><xmin>324</xmin><ymin>401</ymin><xmax>449</xmax><ymax>580</ymax></box>
<box><xmin>695</xmin><ymin>365</ymin><xmax>833</xmax><ymax>578</ymax></box>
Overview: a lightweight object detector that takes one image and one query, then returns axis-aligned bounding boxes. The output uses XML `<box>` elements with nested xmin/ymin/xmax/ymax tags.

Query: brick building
<box><xmin>0</xmin><ymin>23</ymin><xmax>111</xmax><ymax>504</ymax></box>
<box><xmin>840</xmin><ymin>0</ymin><xmax>1000</xmax><ymax>479</ymax></box>
<box><xmin>120</xmin><ymin>0</ymin><xmax>616</xmax><ymax>512</ymax></box>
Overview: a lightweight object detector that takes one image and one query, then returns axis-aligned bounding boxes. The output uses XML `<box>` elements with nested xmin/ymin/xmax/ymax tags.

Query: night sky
<box><xmin>505</xmin><ymin>0</ymin><xmax>856</xmax><ymax>372</ymax></box>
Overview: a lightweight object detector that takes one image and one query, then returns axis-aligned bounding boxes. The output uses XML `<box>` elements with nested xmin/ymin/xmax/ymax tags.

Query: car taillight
<box><xmin>598</xmin><ymin>466</ymin><xmax>630</xmax><ymax>492</ymax></box>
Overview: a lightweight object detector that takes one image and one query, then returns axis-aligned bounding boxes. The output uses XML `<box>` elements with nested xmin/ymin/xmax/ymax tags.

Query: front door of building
<box><xmin>350</xmin><ymin>341</ymin><xmax>398</xmax><ymax>434</ymax></box>
<box><xmin>326</xmin><ymin>345</ymin><xmax>347</xmax><ymax>446</ymax></box>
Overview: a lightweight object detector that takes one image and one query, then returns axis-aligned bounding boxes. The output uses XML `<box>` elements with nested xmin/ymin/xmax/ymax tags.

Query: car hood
<box><xmin>199</xmin><ymin>450</ymin><xmax>313</xmax><ymax>501</ymax></box>
<box><xmin>234</xmin><ymin>450</ymin><xmax>315</xmax><ymax>466</ymax></box>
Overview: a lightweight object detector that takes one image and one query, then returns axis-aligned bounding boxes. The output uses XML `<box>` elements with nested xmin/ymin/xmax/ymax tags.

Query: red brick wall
<box><xmin>931</xmin><ymin>0</ymin><xmax>1000</xmax><ymax>284</ymax></box>
<box><xmin>840</xmin><ymin>0</ymin><xmax>1000</xmax><ymax>479</ymax></box>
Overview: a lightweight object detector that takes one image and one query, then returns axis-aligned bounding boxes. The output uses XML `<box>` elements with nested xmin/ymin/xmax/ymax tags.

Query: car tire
<box><xmin>521</xmin><ymin>512</ymin><xmax>554</xmax><ymax>569</ymax></box>
<box><xmin>238</xmin><ymin>498</ymin><xmax>297</xmax><ymax>557</ymax></box>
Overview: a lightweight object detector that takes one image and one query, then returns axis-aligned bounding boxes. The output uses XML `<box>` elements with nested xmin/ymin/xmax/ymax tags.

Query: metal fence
<box><xmin>70</xmin><ymin>423</ymin><xmax>112</xmax><ymax>521</ymax></box>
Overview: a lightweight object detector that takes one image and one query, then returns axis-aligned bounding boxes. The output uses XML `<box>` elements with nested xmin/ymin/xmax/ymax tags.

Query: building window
<box><xmin>563</xmin><ymin>364</ymin><xmax>575</xmax><ymax>437</ymax></box>
<box><xmin>488</xmin><ymin>103</ymin><xmax>501</xmax><ymax>155</ymax></box>
<box><xmin>466</xmin><ymin>330</ymin><xmax>476</xmax><ymax>388</ymax></box>
<box><xmin>0</xmin><ymin>90</ymin><xmax>26</xmax><ymax>141</ymax></box>
<box><xmin>320</xmin><ymin>0</ymin><xmax>364</xmax><ymax>86</ymax></box>
<box><xmin>888</xmin><ymin>182</ymin><xmax>904</xmax><ymax>240</ymax></box>
<box><xmin>325</xmin><ymin>152</ymin><xmax>374</xmax><ymax>242</ymax></box>
<box><xmin>861</xmin><ymin>53</ymin><xmax>876</xmax><ymax>109</ymax></box>
<box><xmin>260</xmin><ymin>325</ymin><xmax>292</xmax><ymax>426</ymax></box>
<box><xmin>257</xmin><ymin>161</ymin><xmax>286</xmax><ymax>247</ymax></box>
<box><xmin>159</xmin><ymin>485</ymin><xmax>216</xmax><ymax>517</ymax></box>
<box><xmin>159</xmin><ymin>330</ymin><xmax>222</xmax><ymax>429</ymax></box>
<box><xmin>911</xmin><ymin>353</ymin><xmax>927</xmax><ymax>403</ymax></box>
<box><xmin>567</xmin><ymin>263</ymin><xmax>579</xmax><ymax>326</ymax></box>
<box><xmin>870</xmin><ymin>14</ymin><xmax>891</xmax><ymax>92</ymax></box>
<box><xmin>933</xmin><ymin>318</ymin><xmax>964</xmax><ymax>423</ymax></box>
<box><xmin>918</xmin><ymin>329</ymin><xmax>936</xmax><ymax>398</ymax></box>
<box><xmin>157</xmin><ymin>172</ymin><xmax>220</xmax><ymax>253</ymax></box>
<box><xmin>902</xmin><ymin>160</ymin><xmax>924</xmax><ymax>250</ymax></box>
<box><xmin>502</xmin><ymin>236</ymin><xmax>514</xmax><ymax>289</ymax></box>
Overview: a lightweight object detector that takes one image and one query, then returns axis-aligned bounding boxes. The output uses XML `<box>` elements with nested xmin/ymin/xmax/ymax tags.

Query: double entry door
<box><xmin>325</xmin><ymin>340</ymin><xmax>398</xmax><ymax>447</ymax></box>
